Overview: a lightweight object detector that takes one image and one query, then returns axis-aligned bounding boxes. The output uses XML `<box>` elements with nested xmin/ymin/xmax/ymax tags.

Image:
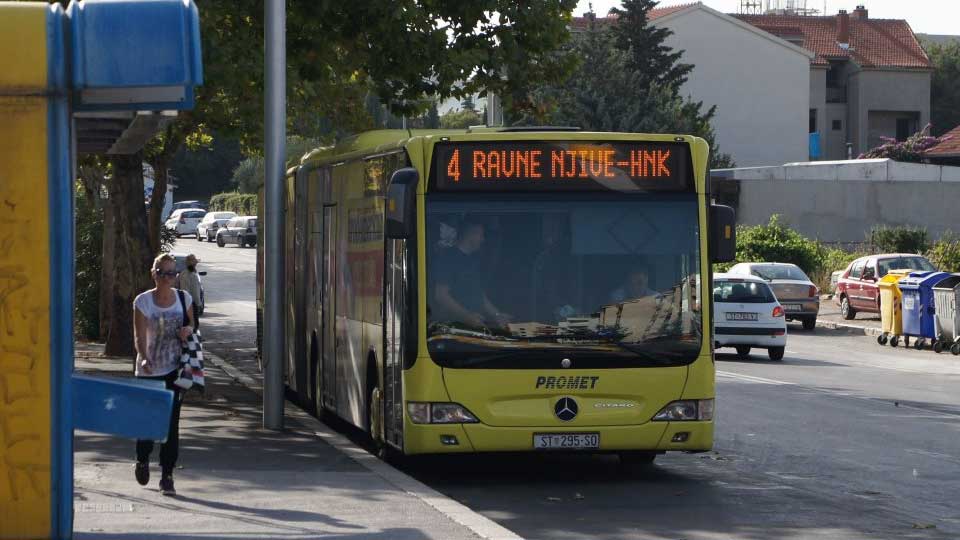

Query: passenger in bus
<box><xmin>433</xmin><ymin>220</ymin><xmax>512</xmax><ymax>330</ymax></box>
<box><xmin>609</xmin><ymin>269</ymin><xmax>661</xmax><ymax>304</ymax></box>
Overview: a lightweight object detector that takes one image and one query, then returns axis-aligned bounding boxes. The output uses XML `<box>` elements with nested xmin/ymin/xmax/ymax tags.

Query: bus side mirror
<box><xmin>711</xmin><ymin>204</ymin><xmax>736</xmax><ymax>263</ymax></box>
<box><xmin>386</xmin><ymin>167</ymin><xmax>418</xmax><ymax>239</ymax></box>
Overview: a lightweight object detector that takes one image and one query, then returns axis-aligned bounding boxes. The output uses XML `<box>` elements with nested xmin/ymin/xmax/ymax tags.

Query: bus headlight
<box><xmin>406</xmin><ymin>402</ymin><xmax>480</xmax><ymax>424</ymax></box>
<box><xmin>652</xmin><ymin>399</ymin><xmax>715</xmax><ymax>421</ymax></box>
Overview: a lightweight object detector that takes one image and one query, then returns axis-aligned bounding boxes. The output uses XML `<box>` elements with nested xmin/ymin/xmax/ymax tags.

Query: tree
<box><xmin>520</xmin><ymin>10</ymin><xmax>734</xmax><ymax>168</ymax></box>
<box><xmin>926</xmin><ymin>40</ymin><xmax>960</xmax><ymax>136</ymax></box>
<box><xmin>169</xmin><ymin>133</ymin><xmax>244</xmax><ymax>201</ymax></box>
<box><xmin>100</xmin><ymin>0</ymin><xmax>580</xmax><ymax>353</ymax></box>
<box><xmin>610</xmin><ymin>0</ymin><xmax>693</xmax><ymax>92</ymax></box>
<box><xmin>441</xmin><ymin>109</ymin><xmax>484</xmax><ymax>129</ymax></box>
<box><xmin>424</xmin><ymin>102</ymin><xmax>441</xmax><ymax>129</ymax></box>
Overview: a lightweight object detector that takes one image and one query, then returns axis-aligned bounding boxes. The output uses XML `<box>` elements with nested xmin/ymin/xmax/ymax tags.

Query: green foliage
<box><xmin>610</xmin><ymin>0</ymin><xmax>692</xmax><ymax>92</ymax></box>
<box><xmin>734</xmin><ymin>215</ymin><xmax>822</xmax><ymax>275</ymax></box>
<box><xmin>230</xmin><ymin>136</ymin><xmax>322</xmax><ymax>194</ymax></box>
<box><xmin>518</xmin><ymin>9</ymin><xmax>734</xmax><ymax>169</ymax></box>
<box><xmin>812</xmin><ymin>247</ymin><xmax>868</xmax><ymax>291</ymax></box>
<box><xmin>926</xmin><ymin>231</ymin><xmax>960</xmax><ymax>272</ymax></box>
<box><xmin>210</xmin><ymin>192</ymin><xmax>259</xmax><ymax>216</ymax></box>
<box><xmin>440</xmin><ymin>109</ymin><xmax>484</xmax><ymax>129</ymax></box>
<box><xmin>160</xmin><ymin>225</ymin><xmax>178</xmax><ymax>253</ymax></box>
<box><xmin>75</xmin><ymin>185</ymin><xmax>102</xmax><ymax>340</ymax></box>
<box><xmin>170</xmin><ymin>133</ymin><xmax>244</xmax><ymax>200</ymax></box>
<box><xmin>869</xmin><ymin>225</ymin><xmax>929</xmax><ymax>254</ymax></box>
<box><xmin>925</xmin><ymin>39</ymin><xmax>960</xmax><ymax>136</ymax></box>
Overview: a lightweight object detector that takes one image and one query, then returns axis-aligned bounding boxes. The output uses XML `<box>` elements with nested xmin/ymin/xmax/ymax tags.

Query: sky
<box><xmin>575</xmin><ymin>0</ymin><xmax>959</xmax><ymax>35</ymax></box>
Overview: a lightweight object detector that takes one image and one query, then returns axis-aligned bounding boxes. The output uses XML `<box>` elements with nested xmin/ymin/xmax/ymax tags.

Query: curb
<box><xmin>205</xmin><ymin>352</ymin><xmax>524</xmax><ymax>540</ymax></box>
<box><xmin>815</xmin><ymin>319</ymin><xmax>883</xmax><ymax>337</ymax></box>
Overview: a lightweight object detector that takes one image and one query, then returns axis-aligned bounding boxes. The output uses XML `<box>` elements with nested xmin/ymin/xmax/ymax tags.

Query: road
<box><xmin>183</xmin><ymin>235</ymin><xmax>960</xmax><ymax>539</ymax></box>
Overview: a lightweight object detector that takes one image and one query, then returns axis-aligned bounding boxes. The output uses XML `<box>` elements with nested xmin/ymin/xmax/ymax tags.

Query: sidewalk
<box><xmin>816</xmin><ymin>297</ymin><xmax>882</xmax><ymax>336</ymax></box>
<box><xmin>74</xmin><ymin>344</ymin><xmax>515</xmax><ymax>540</ymax></box>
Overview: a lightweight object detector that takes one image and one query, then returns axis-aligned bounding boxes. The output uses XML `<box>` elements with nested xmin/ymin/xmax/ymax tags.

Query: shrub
<box><xmin>869</xmin><ymin>225</ymin><xmax>929</xmax><ymax>254</ymax></box>
<box><xmin>733</xmin><ymin>215</ymin><xmax>822</xmax><ymax>275</ymax></box>
<box><xmin>927</xmin><ymin>231</ymin><xmax>960</xmax><ymax>272</ymax></box>
<box><xmin>75</xmin><ymin>186</ymin><xmax>102</xmax><ymax>340</ymax></box>
<box><xmin>209</xmin><ymin>192</ymin><xmax>258</xmax><ymax>215</ymax></box>
<box><xmin>858</xmin><ymin>124</ymin><xmax>950</xmax><ymax>162</ymax></box>
<box><xmin>811</xmin><ymin>246</ymin><xmax>868</xmax><ymax>292</ymax></box>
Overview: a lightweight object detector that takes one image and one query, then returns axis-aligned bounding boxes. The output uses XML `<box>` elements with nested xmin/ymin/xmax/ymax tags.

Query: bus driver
<box><xmin>433</xmin><ymin>220</ymin><xmax>512</xmax><ymax>330</ymax></box>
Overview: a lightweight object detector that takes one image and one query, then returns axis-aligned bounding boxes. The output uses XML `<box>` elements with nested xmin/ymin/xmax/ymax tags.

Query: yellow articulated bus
<box><xmin>258</xmin><ymin>128</ymin><xmax>735</xmax><ymax>462</ymax></box>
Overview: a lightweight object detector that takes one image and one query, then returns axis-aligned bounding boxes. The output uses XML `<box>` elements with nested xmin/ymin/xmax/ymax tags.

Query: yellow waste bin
<box><xmin>878</xmin><ymin>269</ymin><xmax>911</xmax><ymax>347</ymax></box>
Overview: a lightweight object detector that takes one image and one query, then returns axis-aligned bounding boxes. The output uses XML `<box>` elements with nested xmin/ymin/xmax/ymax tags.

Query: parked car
<box><xmin>713</xmin><ymin>273</ymin><xmax>787</xmax><ymax>361</ymax></box>
<box><xmin>216</xmin><ymin>216</ymin><xmax>258</xmax><ymax>248</ymax></box>
<box><xmin>165</xmin><ymin>209</ymin><xmax>206</xmax><ymax>237</ymax></box>
<box><xmin>168</xmin><ymin>252</ymin><xmax>206</xmax><ymax>313</ymax></box>
<box><xmin>727</xmin><ymin>262</ymin><xmax>820</xmax><ymax>331</ymax></box>
<box><xmin>171</xmin><ymin>200</ymin><xmax>206</xmax><ymax>212</ymax></box>
<box><xmin>834</xmin><ymin>253</ymin><xmax>936</xmax><ymax>320</ymax></box>
<box><xmin>196</xmin><ymin>211</ymin><xmax>237</xmax><ymax>242</ymax></box>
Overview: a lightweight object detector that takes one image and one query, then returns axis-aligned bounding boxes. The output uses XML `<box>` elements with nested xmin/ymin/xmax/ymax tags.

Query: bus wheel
<box><xmin>618</xmin><ymin>451</ymin><xmax>657</xmax><ymax>467</ymax></box>
<box><xmin>368</xmin><ymin>386</ymin><xmax>384</xmax><ymax>453</ymax></box>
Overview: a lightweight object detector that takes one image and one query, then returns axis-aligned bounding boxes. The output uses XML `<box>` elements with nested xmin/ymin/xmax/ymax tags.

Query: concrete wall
<box><xmin>848</xmin><ymin>69</ymin><xmax>931</xmax><ymax>155</ymax></box>
<box><xmin>713</xmin><ymin>160</ymin><xmax>960</xmax><ymax>243</ymax></box>
<box><xmin>662</xmin><ymin>8</ymin><xmax>811</xmax><ymax>167</ymax></box>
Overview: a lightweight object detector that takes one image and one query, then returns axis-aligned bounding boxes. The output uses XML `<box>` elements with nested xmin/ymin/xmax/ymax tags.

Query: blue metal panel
<box><xmin>809</xmin><ymin>132</ymin><xmax>821</xmax><ymax>160</ymax></box>
<box><xmin>46</xmin><ymin>5</ymin><xmax>72</xmax><ymax>538</ymax></box>
<box><xmin>67</xmin><ymin>0</ymin><xmax>202</xmax><ymax>110</ymax></box>
<box><xmin>72</xmin><ymin>375</ymin><xmax>174</xmax><ymax>441</ymax></box>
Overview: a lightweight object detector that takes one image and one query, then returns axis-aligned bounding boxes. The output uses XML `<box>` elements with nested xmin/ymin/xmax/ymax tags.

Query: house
<box><xmin>924</xmin><ymin>124</ymin><xmax>960</xmax><ymax>166</ymax></box>
<box><xmin>736</xmin><ymin>5</ymin><xmax>932</xmax><ymax>160</ymax></box>
<box><xmin>573</xmin><ymin>3</ymin><xmax>814</xmax><ymax>167</ymax></box>
<box><xmin>570</xmin><ymin>3</ymin><xmax>931</xmax><ymax>166</ymax></box>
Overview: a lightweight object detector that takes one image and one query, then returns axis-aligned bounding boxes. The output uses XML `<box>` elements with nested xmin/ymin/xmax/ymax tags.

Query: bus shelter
<box><xmin>0</xmin><ymin>1</ymin><xmax>201</xmax><ymax>538</ymax></box>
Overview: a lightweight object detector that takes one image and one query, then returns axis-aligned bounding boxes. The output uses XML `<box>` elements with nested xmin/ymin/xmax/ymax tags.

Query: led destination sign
<box><xmin>433</xmin><ymin>141</ymin><xmax>692</xmax><ymax>192</ymax></box>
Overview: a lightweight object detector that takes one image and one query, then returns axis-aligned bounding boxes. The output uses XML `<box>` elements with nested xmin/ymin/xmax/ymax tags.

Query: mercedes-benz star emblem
<box><xmin>554</xmin><ymin>397</ymin><xmax>579</xmax><ymax>422</ymax></box>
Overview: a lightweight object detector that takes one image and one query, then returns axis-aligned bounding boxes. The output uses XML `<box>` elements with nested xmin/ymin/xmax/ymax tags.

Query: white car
<box><xmin>196</xmin><ymin>211</ymin><xmax>236</xmax><ymax>242</ymax></box>
<box><xmin>713</xmin><ymin>273</ymin><xmax>787</xmax><ymax>361</ymax></box>
<box><xmin>165</xmin><ymin>209</ymin><xmax>206</xmax><ymax>236</ymax></box>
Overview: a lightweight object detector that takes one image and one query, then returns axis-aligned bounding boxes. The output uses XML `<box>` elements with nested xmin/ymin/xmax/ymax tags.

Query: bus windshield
<box><xmin>426</xmin><ymin>194</ymin><xmax>702</xmax><ymax>368</ymax></box>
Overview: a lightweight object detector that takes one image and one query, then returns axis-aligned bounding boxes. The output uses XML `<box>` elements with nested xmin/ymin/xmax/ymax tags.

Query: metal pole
<box><xmin>263</xmin><ymin>0</ymin><xmax>285</xmax><ymax>429</ymax></box>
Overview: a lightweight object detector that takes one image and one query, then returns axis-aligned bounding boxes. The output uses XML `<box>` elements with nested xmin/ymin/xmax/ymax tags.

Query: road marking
<box><xmin>716</xmin><ymin>371</ymin><xmax>793</xmax><ymax>385</ymax></box>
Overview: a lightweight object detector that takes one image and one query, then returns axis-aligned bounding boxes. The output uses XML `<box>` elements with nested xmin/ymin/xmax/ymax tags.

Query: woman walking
<box><xmin>133</xmin><ymin>253</ymin><xmax>195</xmax><ymax>496</ymax></box>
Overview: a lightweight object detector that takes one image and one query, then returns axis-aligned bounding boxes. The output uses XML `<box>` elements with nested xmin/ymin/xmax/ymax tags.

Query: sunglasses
<box><xmin>156</xmin><ymin>270</ymin><xmax>178</xmax><ymax>278</ymax></box>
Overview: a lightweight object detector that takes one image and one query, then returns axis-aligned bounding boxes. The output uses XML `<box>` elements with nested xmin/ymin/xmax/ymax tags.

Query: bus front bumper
<box><xmin>403</xmin><ymin>421</ymin><xmax>713</xmax><ymax>455</ymax></box>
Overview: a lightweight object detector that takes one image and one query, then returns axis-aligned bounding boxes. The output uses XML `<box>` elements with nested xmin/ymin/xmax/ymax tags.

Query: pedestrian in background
<box><xmin>133</xmin><ymin>253</ymin><xmax>195</xmax><ymax>496</ymax></box>
<box><xmin>178</xmin><ymin>253</ymin><xmax>203</xmax><ymax>330</ymax></box>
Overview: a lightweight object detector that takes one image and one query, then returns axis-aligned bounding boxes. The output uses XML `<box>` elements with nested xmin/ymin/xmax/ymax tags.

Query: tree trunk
<box><xmin>99</xmin><ymin>200</ymin><xmax>116</xmax><ymax>341</ymax></box>
<box><xmin>147</xmin><ymin>155</ymin><xmax>169</xmax><ymax>255</ymax></box>
<box><xmin>104</xmin><ymin>152</ymin><xmax>154</xmax><ymax>357</ymax></box>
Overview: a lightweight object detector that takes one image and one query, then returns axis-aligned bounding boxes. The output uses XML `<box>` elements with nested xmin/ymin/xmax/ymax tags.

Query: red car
<box><xmin>834</xmin><ymin>254</ymin><xmax>936</xmax><ymax>319</ymax></box>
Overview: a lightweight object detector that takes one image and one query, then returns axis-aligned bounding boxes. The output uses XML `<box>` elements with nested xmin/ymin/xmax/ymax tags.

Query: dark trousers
<box><xmin>136</xmin><ymin>370</ymin><xmax>183</xmax><ymax>475</ymax></box>
<box><xmin>193</xmin><ymin>304</ymin><xmax>201</xmax><ymax>331</ymax></box>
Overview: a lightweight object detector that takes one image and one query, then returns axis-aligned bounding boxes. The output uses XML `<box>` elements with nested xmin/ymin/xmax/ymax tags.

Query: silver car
<box><xmin>216</xmin><ymin>215</ymin><xmax>258</xmax><ymax>248</ymax></box>
<box><xmin>197</xmin><ymin>211</ymin><xmax>236</xmax><ymax>241</ymax></box>
<box><xmin>727</xmin><ymin>262</ymin><xmax>820</xmax><ymax>331</ymax></box>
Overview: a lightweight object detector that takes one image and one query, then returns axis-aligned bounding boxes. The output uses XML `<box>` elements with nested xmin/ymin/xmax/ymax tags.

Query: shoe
<box><xmin>135</xmin><ymin>462</ymin><xmax>149</xmax><ymax>486</ymax></box>
<box><xmin>159</xmin><ymin>474</ymin><xmax>176</xmax><ymax>496</ymax></box>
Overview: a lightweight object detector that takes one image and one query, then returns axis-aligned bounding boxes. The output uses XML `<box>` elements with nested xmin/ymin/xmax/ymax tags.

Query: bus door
<box><xmin>321</xmin><ymin>205</ymin><xmax>337</xmax><ymax>411</ymax></box>
<box><xmin>383</xmin><ymin>237</ymin><xmax>408</xmax><ymax>448</ymax></box>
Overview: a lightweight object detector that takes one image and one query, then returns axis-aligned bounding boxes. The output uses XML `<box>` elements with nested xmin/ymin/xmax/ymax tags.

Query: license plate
<box><xmin>783</xmin><ymin>304</ymin><xmax>802</xmax><ymax>312</ymax></box>
<box><xmin>534</xmin><ymin>433</ymin><xmax>600</xmax><ymax>450</ymax></box>
<box><xmin>726</xmin><ymin>312</ymin><xmax>758</xmax><ymax>321</ymax></box>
